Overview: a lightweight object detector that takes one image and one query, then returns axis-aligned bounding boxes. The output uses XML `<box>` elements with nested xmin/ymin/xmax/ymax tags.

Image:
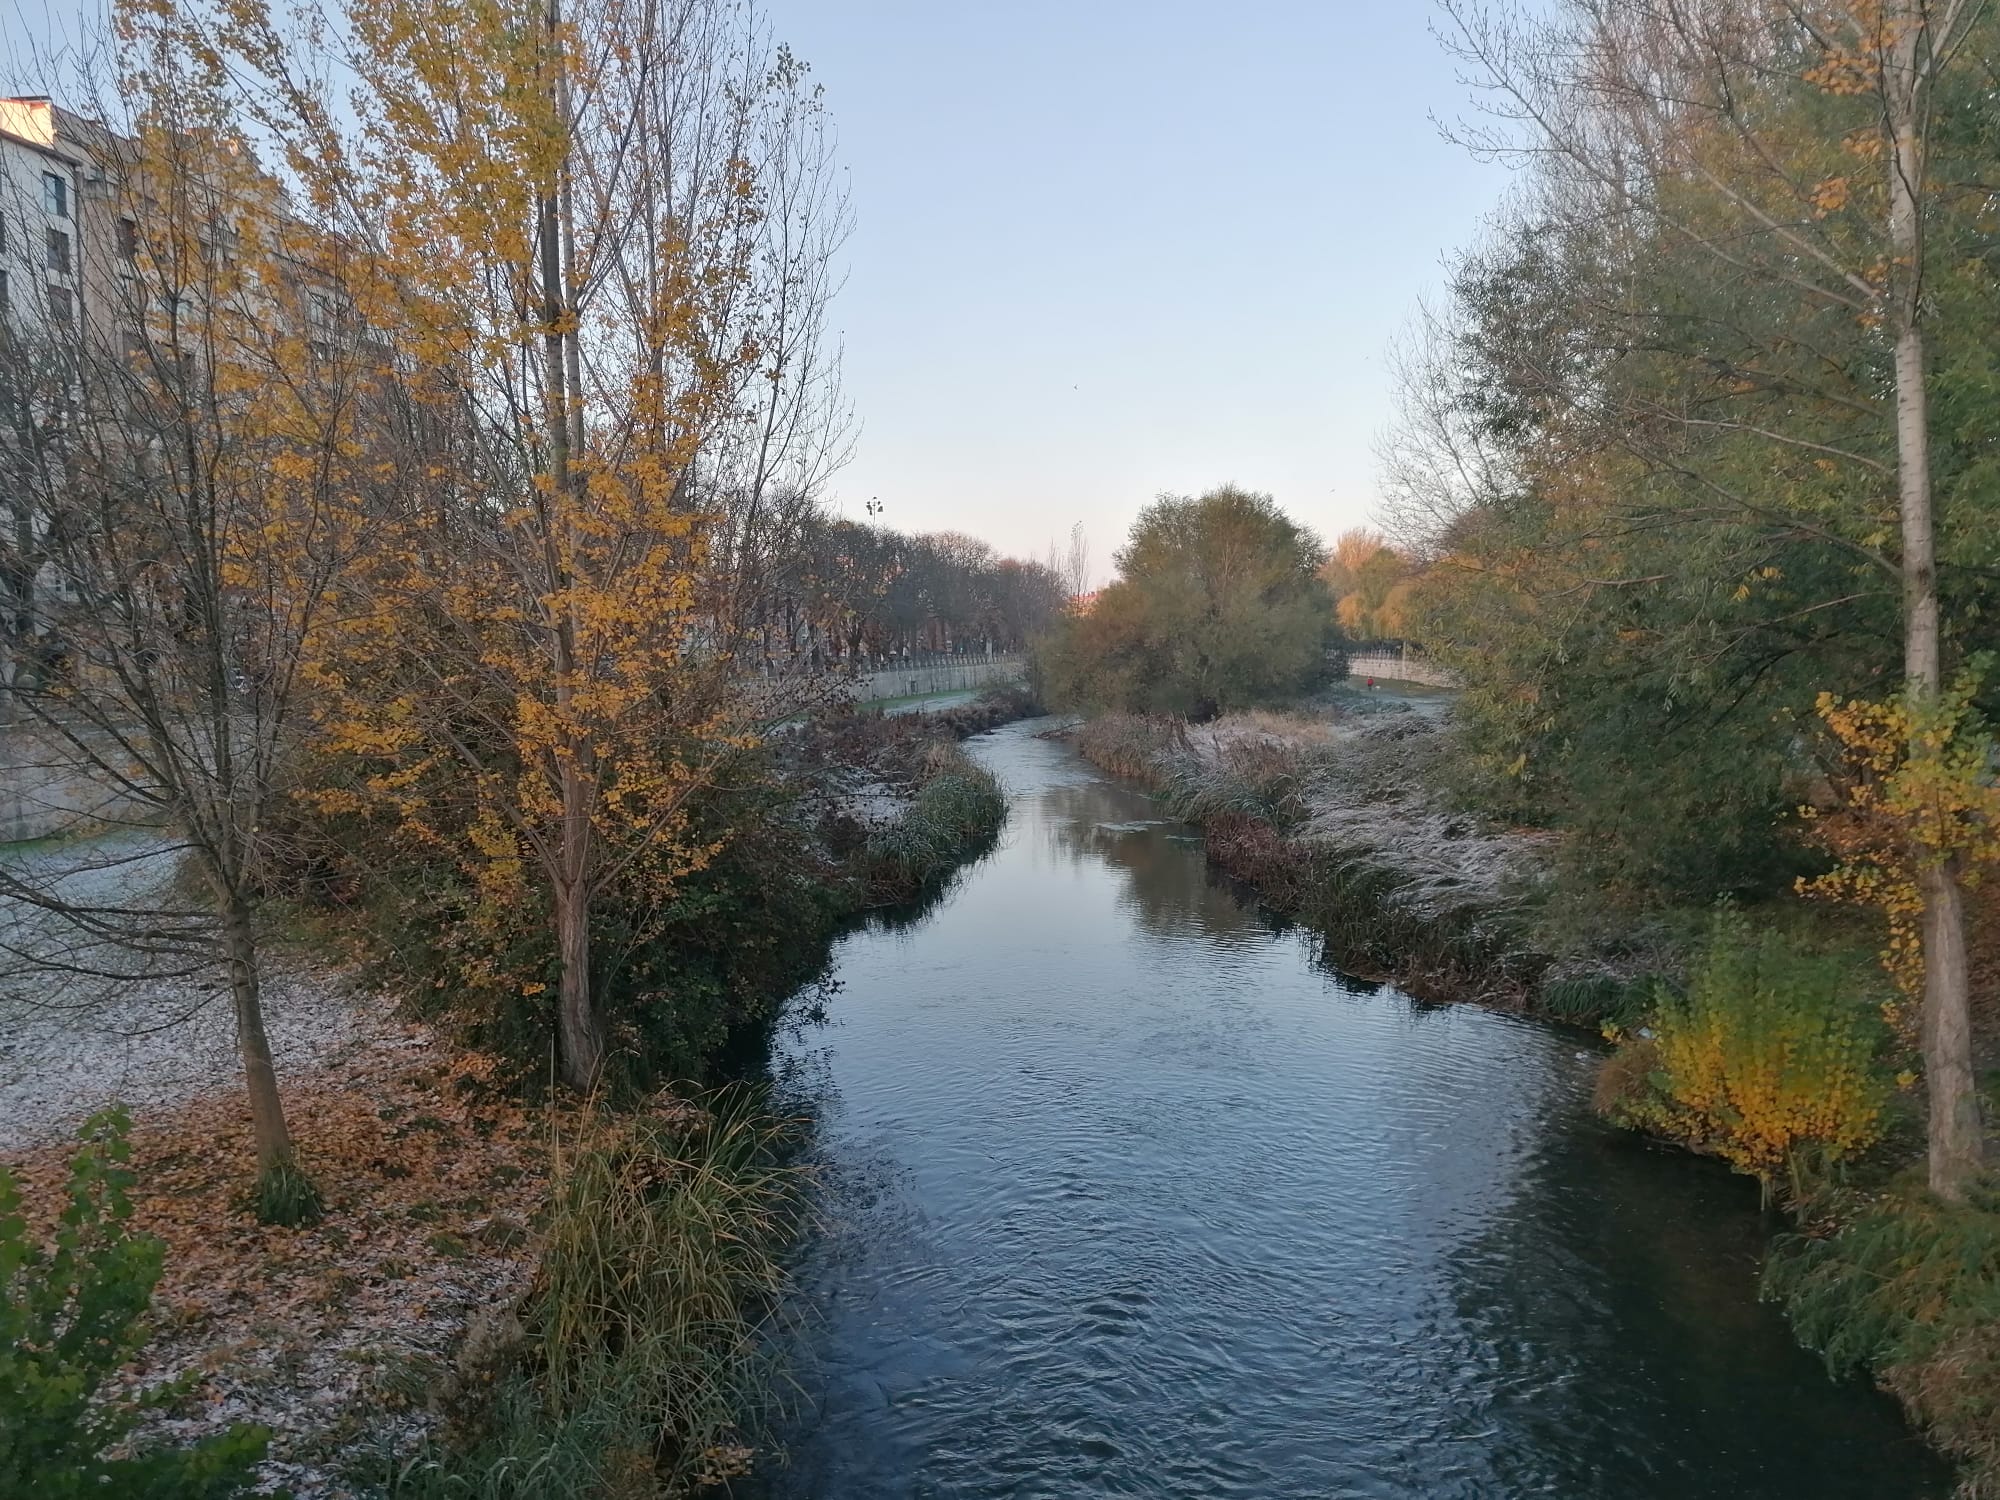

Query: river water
<box><xmin>759</xmin><ymin>720</ymin><xmax>1946</xmax><ymax>1499</ymax></box>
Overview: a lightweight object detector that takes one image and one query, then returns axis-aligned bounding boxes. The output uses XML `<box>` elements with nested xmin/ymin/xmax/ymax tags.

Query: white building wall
<box><xmin>0</xmin><ymin>101</ymin><xmax>83</xmax><ymax>343</ymax></box>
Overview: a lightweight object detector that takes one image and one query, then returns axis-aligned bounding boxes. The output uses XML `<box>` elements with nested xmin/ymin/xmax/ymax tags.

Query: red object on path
<box><xmin>1366</xmin><ymin>677</ymin><xmax>1375</xmax><ymax>690</ymax></box>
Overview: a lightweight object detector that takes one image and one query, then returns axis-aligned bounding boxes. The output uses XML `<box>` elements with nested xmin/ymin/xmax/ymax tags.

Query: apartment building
<box><xmin>0</xmin><ymin>93</ymin><xmax>391</xmax><ymax>692</ymax></box>
<box><xmin>0</xmin><ymin>98</ymin><xmax>87</xmax><ymax>343</ymax></box>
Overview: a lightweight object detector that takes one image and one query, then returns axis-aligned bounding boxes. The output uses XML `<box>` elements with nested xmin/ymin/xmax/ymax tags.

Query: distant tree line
<box><xmin>746</xmin><ymin>518</ymin><xmax>1067</xmax><ymax>668</ymax></box>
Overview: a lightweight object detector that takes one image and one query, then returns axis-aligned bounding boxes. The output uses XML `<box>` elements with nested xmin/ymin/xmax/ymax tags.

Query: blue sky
<box><xmin>4</xmin><ymin>0</ymin><xmax>1519</xmax><ymax>579</ymax></box>
<box><xmin>760</xmin><ymin>0</ymin><xmax>1517</xmax><ymax>575</ymax></box>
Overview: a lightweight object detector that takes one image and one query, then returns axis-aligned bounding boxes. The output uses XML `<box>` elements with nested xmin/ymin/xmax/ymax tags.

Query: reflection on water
<box><xmin>758</xmin><ymin>721</ymin><xmax>1946</xmax><ymax>1499</ymax></box>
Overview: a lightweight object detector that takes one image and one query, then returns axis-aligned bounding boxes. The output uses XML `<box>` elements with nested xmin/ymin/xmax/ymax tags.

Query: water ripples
<box><xmin>758</xmin><ymin>723</ymin><xmax>1946</xmax><ymax>1500</ymax></box>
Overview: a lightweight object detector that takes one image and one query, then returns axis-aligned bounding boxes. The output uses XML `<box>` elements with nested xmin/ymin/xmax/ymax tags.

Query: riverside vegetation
<box><xmin>0</xmin><ymin>0</ymin><xmax>1043</xmax><ymax>1485</ymax></box>
<box><xmin>0</xmin><ymin>692</ymin><xmax>1022</xmax><ymax>1495</ymax></box>
<box><xmin>1057</xmin><ymin>684</ymin><xmax>2000</xmax><ymax>1492</ymax></box>
<box><xmin>1043</xmin><ymin>490</ymin><xmax>1997</xmax><ymax>1484</ymax></box>
<box><xmin>6</xmin><ymin>0</ymin><xmax>2000</xmax><ymax>1495</ymax></box>
<box><xmin>1031</xmin><ymin>2</ymin><xmax>2000</xmax><ymax>1487</ymax></box>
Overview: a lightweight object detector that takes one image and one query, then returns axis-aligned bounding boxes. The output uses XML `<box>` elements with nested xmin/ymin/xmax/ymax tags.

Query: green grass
<box><xmin>1539</xmin><ymin>974</ymin><xmax>1648</xmax><ymax>1026</ymax></box>
<box><xmin>251</xmin><ymin>1159</ymin><xmax>324</xmax><ymax>1228</ymax></box>
<box><xmin>384</xmin><ymin>1094</ymin><xmax>803</xmax><ymax>1499</ymax></box>
<box><xmin>861</xmin><ymin>688</ymin><xmax>980</xmax><ymax>715</ymax></box>
<box><xmin>863</xmin><ymin>743</ymin><xmax>1007</xmax><ymax>899</ymax></box>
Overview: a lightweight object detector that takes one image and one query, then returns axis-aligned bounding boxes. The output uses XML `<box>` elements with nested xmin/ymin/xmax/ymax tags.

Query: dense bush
<box><xmin>272</xmin><ymin>696</ymin><xmax>1024</xmax><ymax>1094</ymax></box>
<box><xmin>1035</xmin><ymin>487</ymin><xmax>1335</xmax><ymax>718</ymax></box>
<box><xmin>1598</xmin><ymin>910</ymin><xmax>1889</xmax><ymax>1195</ymax></box>
<box><xmin>0</xmin><ymin>1109</ymin><xmax>268</xmax><ymax>1498</ymax></box>
<box><xmin>1767</xmin><ymin>1190</ymin><xmax>2000</xmax><ymax>1494</ymax></box>
<box><xmin>297</xmin><ymin>753</ymin><xmax>854</xmax><ymax>1094</ymax></box>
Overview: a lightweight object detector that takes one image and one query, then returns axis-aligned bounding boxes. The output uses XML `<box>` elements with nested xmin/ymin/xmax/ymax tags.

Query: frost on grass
<box><xmin>0</xmin><ymin>829</ymin><xmax>375</xmax><ymax>1153</ymax></box>
<box><xmin>0</xmin><ymin>828</ymin><xmax>556</xmax><ymax>1496</ymax></box>
<box><xmin>1185</xmin><ymin>706</ymin><xmax>1553</xmax><ymax>922</ymax></box>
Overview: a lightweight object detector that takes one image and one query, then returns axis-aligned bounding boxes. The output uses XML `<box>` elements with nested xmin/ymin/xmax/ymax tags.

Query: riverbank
<box><xmin>757</xmin><ymin>716</ymin><xmax>1948</xmax><ymax>1497</ymax></box>
<box><xmin>1069</xmin><ymin>707</ymin><xmax>1577</xmax><ymax>1009</ymax></box>
<box><xmin>0</xmin><ymin>691</ymin><xmax>1030</xmax><ymax>1496</ymax></box>
<box><xmin>1065</xmin><ymin>700</ymin><xmax>2000</xmax><ymax>1497</ymax></box>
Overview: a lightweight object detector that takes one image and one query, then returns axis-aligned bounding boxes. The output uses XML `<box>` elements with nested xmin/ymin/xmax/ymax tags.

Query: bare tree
<box><xmin>706</xmin><ymin>43</ymin><xmax>855</xmax><ymax>660</ymax></box>
<box><xmin>1376</xmin><ymin>296</ymin><xmax>1519</xmax><ymax>556</ymax></box>
<box><xmin>0</xmin><ymin>42</ymin><xmax>381</xmax><ymax>1218</ymax></box>
<box><xmin>1064</xmin><ymin>521</ymin><xmax>1093</xmax><ymax>602</ymax></box>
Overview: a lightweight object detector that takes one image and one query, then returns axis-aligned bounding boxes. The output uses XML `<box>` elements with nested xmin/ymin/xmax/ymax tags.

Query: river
<box><xmin>757</xmin><ymin>719</ymin><xmax>1947</xmax><ymax>1499</ymax></box>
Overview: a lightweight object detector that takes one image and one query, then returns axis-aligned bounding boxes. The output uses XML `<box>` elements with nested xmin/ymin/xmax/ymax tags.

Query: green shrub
<box><xmin>864</xmin><ymin>743</ymin><xmax>1007</xmax><ymax>898</ymax></box>
<box><xmin>290</xmin><ymin>750</ymin><xmax>852</xmax><ymax>1095</ymax></box>
<box><xmin>1601</xmin><ymin>910</ymin><xmax>1889</xmax><ymax>1197</ymax></box>
<box><xmin>1767</xmin><ymin>1190</ymin><xmax>2000</xmax><ymax>1492</ymax></box>
<box><xmin>0</xmin><ymin>1108</ymin><xmax>269</xmax><ymax>1498</ymax></box>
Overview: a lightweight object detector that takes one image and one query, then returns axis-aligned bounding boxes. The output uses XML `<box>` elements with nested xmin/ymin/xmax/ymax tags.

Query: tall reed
<box><xmin>392</xmin><ymin>1094</ymin><xmax>803</xmax><ymax>1499</ymax></box>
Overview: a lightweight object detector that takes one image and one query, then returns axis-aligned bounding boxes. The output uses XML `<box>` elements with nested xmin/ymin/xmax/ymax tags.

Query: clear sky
<box><xmin>4</xmin><ymin>0</ymin><xmax>1519</xmax><ymax>580</ymax></box>
<box><xmin>759</xmin><ymin>0</ymin><xmax>1517</xmax><ymax>577</ymax></box>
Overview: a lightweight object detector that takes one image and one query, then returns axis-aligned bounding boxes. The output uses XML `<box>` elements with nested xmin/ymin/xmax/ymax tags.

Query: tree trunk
<box><xmin>225</xmin><ymin>892</ymin><xmax>295</xmax><ymax>1175</ymax></box>
<box><xmin>538</xmin><ymin>0</ymin><xmax>601</xmax><ymax>1095</ymax></box>
<box><xmin>554</xmin><ymin>872</ymin><xmax>602</xmax><ymax>1093</ymax></box>
<box><xmin>1884</xmin><ymin>4</ymin><xmax>1981</xmax><ymax>1199</ymax></box>
<box><xmin>1923</xmin><ymin>856</ymin><xmax>1982</xmax><ymax>1194</ymax></box>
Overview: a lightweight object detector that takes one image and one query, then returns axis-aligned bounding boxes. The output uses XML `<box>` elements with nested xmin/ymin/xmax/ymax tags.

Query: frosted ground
<box><xmin>0</xmin><ymin>830</ymin><xmax>367</xmax><ymax>1150</ymax></box>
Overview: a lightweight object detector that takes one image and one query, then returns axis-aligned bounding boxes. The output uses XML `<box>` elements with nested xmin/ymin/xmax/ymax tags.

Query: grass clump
<box><xmin>392</xmin><ymin>1093</ymin><xmax>802</xmax><ymax>1499</ymax></box>
<box><xmin>864</xmin><ymin>742</ymin><xmax>1007</xmax><ymax>899</ymax></box>
<box><xmin>252</xmin><ymin>1158</ymin><xmax>325</xmax><ymax>1228</ymax></box>
<box><xmin>1072</xmin><ymin>713</ymin><xmax>1182</xmax><ymax>780</ymax></box>
<box><xmin>1541</xmin><ymin>973</ymin><xmax>1649</xmax><ymax>1028</ymax></box>
<box><xmin>1157</xmin><ymin>736</ymin><xmax>1326</xmax><ymax>834</ymax></box>
<box><xmin>1766</xmin><ymin>1188</ymin><xmax>2000</xmax><ymax>1495</ymax></box>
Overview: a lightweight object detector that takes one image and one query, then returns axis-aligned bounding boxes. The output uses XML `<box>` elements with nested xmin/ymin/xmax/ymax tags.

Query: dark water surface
<box><xmin>759</xmin><ymin>721</ymin><xmax>1946</xmax><ymax>1499</ymax></box>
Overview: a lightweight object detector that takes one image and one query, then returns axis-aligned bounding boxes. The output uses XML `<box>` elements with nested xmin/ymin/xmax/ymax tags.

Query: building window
<box><xmin>45</xmin><ymin>228</ymin><xmax>70</xmax><ymax>275</ymax></box>
<box><xmin>47</xmin><ymin>285</ymin><xmax>72</xmax><ymax>323</ymax></box>
<box><xmin>43</xmin><ymin>173</ymin><xmax>67</xmax><ymax>219</ymax></box>
<box><xmin>117</xmin><ymin>217</ymin><xmax>138</xmax><ymax>259</ymax></box>
<box><xmin>0</xmin><ymin>269</ymin><xmax>9</xmax><ymax>316</ymax></box>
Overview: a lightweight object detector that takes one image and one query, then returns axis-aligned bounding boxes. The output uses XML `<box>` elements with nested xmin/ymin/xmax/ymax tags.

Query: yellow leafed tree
<box><xmin>1801</xmin><ymin>671</ymin><xmax>2000</xmax><ymax>1038</ymax></box>
<box><xmin>197</xmin><ymin>0</ymin><xmax>831</xmax><ymax>1088</ymax></box>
